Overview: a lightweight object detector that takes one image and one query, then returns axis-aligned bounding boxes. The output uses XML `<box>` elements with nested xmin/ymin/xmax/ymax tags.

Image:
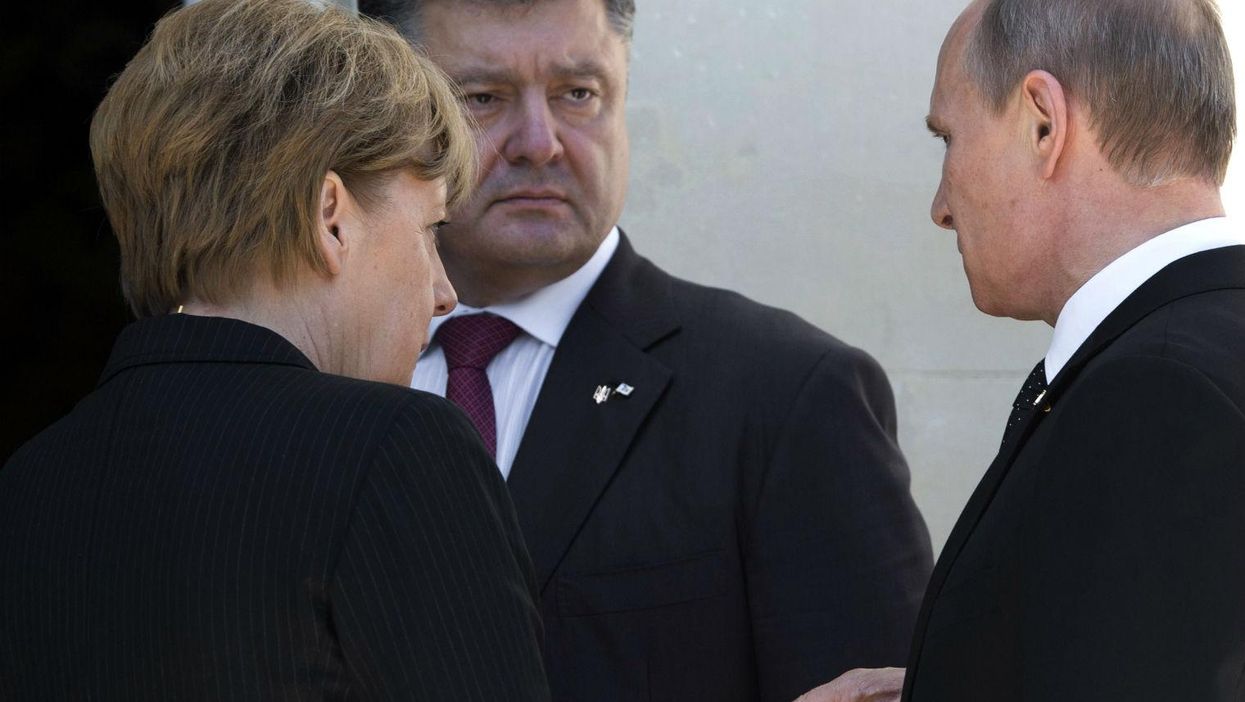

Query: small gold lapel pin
<box><xmin>1033</xmin><ymin>389</ymin><xmax>1053</xmax><ymax>413</ymax></box>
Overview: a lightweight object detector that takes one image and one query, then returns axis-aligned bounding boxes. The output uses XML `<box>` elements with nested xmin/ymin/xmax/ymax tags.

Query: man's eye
<box><xmin>567</xmin><ymin>88</ymin><xmax>594</xmax><ymax>101</ymax></box>
<box><xmin>467</xmin><ymin>93</ymin><xmax>495</xmax><ymax>106</ymax></box>
<box><xmin>934</xmin><ymin>133</ymin><xmax>950</xmax><ymax>146</ymax></box>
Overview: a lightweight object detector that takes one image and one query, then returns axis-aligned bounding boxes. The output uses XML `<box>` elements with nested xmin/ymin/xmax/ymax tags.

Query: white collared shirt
<box><xmin>411</xmin><ymin>228</ymin><xmax>621</xmax><ymax>478</ymax></box>
<box><xmin>1045</xmin><ymin>217</ymin><xmax>1243</xmax><ymax>384</ymax></box>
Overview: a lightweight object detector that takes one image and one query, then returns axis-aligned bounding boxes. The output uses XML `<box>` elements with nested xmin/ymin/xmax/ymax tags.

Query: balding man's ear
<box><xmin>1021</xmin><ymin>70</ymin><xmax>1068</xmax><ymax>180</ymax></box>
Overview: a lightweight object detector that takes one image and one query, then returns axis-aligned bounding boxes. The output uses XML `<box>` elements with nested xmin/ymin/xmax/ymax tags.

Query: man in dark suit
<box><xmin>804</xmin><ymin>1</ymin><xmax>1244</xmax><ymax>700</ymax></box>
<box><xmin>358</xmin><ymin>1</ymin><xmax>934</xmax><ymax>700</ymax></box>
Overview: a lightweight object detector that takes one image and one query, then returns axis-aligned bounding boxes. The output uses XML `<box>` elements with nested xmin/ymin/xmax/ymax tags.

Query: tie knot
<box><xmin>437</xmin><ymin>313</ymin><xmax>522</xmax><ymax>371</ymax></box>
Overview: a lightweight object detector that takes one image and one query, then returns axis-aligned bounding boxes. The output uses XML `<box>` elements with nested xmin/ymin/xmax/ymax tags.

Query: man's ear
<box><xmin>1020</xmin><ymin>70</ymin><xmax>1068</xmax><ymax>180</ymax></box>
<box><xmin>316</xmin><ymin>170</ymin><xmax>351</xmax><ymax>277</ymax></box>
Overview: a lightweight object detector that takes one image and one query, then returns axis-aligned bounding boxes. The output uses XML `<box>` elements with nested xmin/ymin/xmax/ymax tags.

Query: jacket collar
<box><xmin>579</xmin><ymin>230</ymin><xmax>682</xmax><ymax>351</ymax></box>
<box><xmin>99</xmin><ymin>314</ymin><xmax>316</xmax><ymax>387</ymax></box>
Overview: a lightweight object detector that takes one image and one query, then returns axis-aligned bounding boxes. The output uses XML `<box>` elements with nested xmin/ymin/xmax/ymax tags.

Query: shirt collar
<box><xmin>1045</xmin><ymin>216</ymin><xmax>1243</xmax><ymax>383</ymax></box>
<box><xmin>427</xmin><ymin>227</ymin><xmax>620</xmax><ymax>349</ymax></box>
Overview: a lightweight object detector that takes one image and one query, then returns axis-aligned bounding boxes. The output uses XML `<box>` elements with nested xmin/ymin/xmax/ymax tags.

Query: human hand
<box><xmin>792</xmin><ymin>667</ymin><xmax>905</xmax><ymax>702</ymax></box>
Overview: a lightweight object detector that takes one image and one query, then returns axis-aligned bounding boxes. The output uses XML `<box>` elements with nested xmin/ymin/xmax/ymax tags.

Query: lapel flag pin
<box><xmin>594</xmin><ymin>382</ymin><xmax>636</xmax><ymax>404</ymax></box>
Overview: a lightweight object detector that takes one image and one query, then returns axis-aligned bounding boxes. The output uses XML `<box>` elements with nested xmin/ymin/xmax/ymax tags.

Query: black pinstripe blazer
<box><xmin>0</xmin><ymin>314</ymin><xmax>551</xmax><ymax>701</ymax></box>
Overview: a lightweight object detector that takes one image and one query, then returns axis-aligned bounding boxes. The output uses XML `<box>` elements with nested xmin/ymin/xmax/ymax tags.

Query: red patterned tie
<box><xmin>436</xmin><ymin>313</ymin><xmax>522</xmax><ymax>458</ymax></box>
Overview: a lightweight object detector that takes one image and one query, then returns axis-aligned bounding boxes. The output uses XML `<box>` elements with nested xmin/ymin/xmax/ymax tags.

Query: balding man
<box><xmin>799</xmin><ymin>1</ymin><xmax>1245</xmax><ymax>700</ymax></box>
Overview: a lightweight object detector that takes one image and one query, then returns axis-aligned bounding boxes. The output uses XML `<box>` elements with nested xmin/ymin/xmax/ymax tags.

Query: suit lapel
<box><xmin>902</xmin><ymin>389</ymin><xmax>1046</xmax><ymax>693</ymax></box>
<box><xmin>905</xmin><ymin>244</ymin><xmax>1245</xmax><ymax>696</ymax></box>
<box><xmin>506</xmin><ymin>234</ymin><xmax>680</xmax><ymax>593</ymax></box>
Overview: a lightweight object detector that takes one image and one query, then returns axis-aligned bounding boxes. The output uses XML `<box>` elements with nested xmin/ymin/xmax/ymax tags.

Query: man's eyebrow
<box><xmin>552</xmin><ymin>58</ymin><xmax>612</xmax><ymax>81</ymax></box>
<box><xmin>450</xmin><ymin>59</ymin><xmax>613</xmax><ymax>86</ymax></box>
<box><xmin>450</xmin><ymin>67</ymin><xmax>513</xmax><ymax>86</ymax></box>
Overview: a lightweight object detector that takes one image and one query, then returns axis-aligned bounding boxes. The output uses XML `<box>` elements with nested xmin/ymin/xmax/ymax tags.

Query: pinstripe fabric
<box><xmin>0</xmin><ymin>314</ymin><xmax>550</xmax><ymax>701</ymax></box>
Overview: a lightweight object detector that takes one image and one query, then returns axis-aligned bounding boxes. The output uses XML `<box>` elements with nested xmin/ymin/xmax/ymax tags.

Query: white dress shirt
<box><xmin>1045</xmin><ymin>217</ymin><xmax>1243</xmax><ymax>384</ymax></box>
<box><xmin>412</xmin><ymin>228</ymin><xmax>621</xmax><ymax>478</ymax></box>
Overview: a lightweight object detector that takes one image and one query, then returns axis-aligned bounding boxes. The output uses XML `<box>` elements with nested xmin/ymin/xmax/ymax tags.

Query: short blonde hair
<box><xmin>90</xmin><ymin>0</ymin><xmax>476</xmax><ymax>318</ymax></box>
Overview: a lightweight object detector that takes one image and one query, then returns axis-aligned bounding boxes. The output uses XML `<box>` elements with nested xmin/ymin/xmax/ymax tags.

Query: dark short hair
<box><xmin>967</xmin><ymin>0</ymin><xmax>1235</xmax><ymax>186</ymax></box>
<box><xmin>359</xmin><ymin>0</ymin><xmax>637</xmax><ymax>43</ymax></box>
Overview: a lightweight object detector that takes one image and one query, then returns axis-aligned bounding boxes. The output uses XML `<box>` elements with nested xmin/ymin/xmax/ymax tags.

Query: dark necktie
<box><xmin>436</xmin><ymin>313</ymin><xmax>522</xmax><ymax>459</ymax></box>
<box><xmin>1001</xmin><ymin>359</ymin><xmax>1048</xmax><ymax>450</ymax></box>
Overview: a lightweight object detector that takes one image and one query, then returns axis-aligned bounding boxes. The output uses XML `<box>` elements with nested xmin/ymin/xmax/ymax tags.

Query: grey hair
<box><xmin>359</xmin><ymin>0</ymin><xmax>636</xmax><ymax>43</ymax></box>
<box><xmin>966</xmin><ymin>0</ymin><xmax>1235</xmax><ymax>187</ymax></box>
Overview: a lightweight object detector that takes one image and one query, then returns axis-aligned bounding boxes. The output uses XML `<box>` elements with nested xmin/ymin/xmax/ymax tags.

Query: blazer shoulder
<box><xmin>302</xmin><ymin>372</ymin><xmax>489</xmax><ymax>460</ymax></box>
<box><xmin>290</xmin><ymin>370</ymin><xmax>462</xmax><ymax>424</ymax></box>
<box><xmin>663</xmin><ymin>271</ymin><xmax>880</xmax><ymax>370</ymax></box>
<box><xmin>1094</xmin><ymin>287</ymin><xmax>1245</xmax><ymax>413</ymax></box>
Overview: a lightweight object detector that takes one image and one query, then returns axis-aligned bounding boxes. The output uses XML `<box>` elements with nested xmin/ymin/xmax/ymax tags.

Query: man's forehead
<box><xmin>938</xmin><ymin>3</ymin><xmax>982</xmax><ymax>76</ymax></box>
<box><xmin>420</xmin><ymin>0</ymin><xmax>625</xmax><ymax>78</ymax></box>
<box><xmin>930</xmin><ymin>2</ymin><xmax>982</xmax><ymax>103</ymax></box>
<box><xmin>420</xmin><ymin>0</ymin><xmax>611</xmax><ymax>44</ymax></box>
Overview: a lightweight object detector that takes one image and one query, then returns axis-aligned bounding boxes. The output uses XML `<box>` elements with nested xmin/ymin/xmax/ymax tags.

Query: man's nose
<box><xmin>930</xmin><ymin>180</ymin><xmax>954</xmax><ymax>230</ymax></box>
<box><xmin>501</xmin><ymin>94</ymin><xmax>564</xmax><ymax>166</ymax></box>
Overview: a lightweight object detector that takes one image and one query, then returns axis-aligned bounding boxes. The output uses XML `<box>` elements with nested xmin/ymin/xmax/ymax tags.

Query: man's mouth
<box><xmin>494</xmin><ymin>189</ymin><xmax>568</xmax><ymax>207</ymax></box>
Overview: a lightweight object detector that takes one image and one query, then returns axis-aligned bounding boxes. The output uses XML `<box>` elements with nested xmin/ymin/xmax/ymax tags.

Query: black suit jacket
<box><xmin>903</xmin><ymin>245</ymin><xmax>1245</xmax><ymax>701</ymax></box>
<box><xmin>0</xmin><ymin>315</ymin><xmax>550</xmax><ymax>701</ymax></box>
<box><xmin>504</xmin><ymin>235</ymin><xmax>933</xmax><ymax>702</ymax></box>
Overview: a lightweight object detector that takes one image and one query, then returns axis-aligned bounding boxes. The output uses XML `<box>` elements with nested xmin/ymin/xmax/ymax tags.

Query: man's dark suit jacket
<box><xmin>503</xmin><ymin>234</ymin><xmax>933</xmax><ymax>702</ymax></box>
<box><xmin>903</xmin><ymin>245</ymin><xmax>1245</xmax><ymax>701</ymax></box>
<box><xmin>0</xmin><ymin>315</ymin><xmax>550</xmax><ymax>701</ymax></box>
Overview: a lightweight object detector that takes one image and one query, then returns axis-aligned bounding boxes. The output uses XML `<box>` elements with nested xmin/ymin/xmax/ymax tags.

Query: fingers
<box><xmin>792</xmin><ymin>667</ymin><xmax>906</xmax><ymax>702</ymax></box>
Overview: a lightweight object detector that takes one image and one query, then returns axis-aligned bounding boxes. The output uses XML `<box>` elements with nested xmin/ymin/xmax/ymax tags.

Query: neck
<box><xmin>443</xmin><ymin>253</ymin><xmax>589</xmax><ymax>308</ymax></box>
<box><xmin>177</xmin><ymin>281</ymin><xmax>332</xmax><ymax>371</ymax></box>
<box><xmin>1040</xmin><ymin>178</ymin><xmax>1224</xmax><ymax>326</ymax></box>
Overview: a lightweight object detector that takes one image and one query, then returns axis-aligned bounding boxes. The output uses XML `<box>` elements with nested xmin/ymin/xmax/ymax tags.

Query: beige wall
<box><xmin>620</xmin><ymin>1</ymin><xmax>1244</xmax><ymax>553</ymax></box>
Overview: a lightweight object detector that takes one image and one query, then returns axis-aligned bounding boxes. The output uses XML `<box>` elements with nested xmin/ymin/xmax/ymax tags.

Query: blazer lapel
<box><xmin>506</xmin><ymin>234</ymin><xmax>680</xmax><ymax>593</ymax></box>
<box><xmin>903</xmin><ymin>393</ymin><xmax>1046</xmax><ymax>691</ymax></box>
<box><xmin>905</xmin><ymin>244</ymin><xmax>1245</xmax><ymax>695</ymax></box>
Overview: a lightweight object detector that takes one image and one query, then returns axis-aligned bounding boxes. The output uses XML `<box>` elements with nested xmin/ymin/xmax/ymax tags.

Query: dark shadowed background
<box><xmin>2</xmin><ymin>0</ymin><xmax>178</xmax><ymax>461</ymax></box>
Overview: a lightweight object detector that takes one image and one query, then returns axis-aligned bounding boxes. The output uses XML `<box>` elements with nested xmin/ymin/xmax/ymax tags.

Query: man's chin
<box><xmin>482</xmin><ymin>212</ymin><xmax>591</xmax><ymax>247</ymax></box>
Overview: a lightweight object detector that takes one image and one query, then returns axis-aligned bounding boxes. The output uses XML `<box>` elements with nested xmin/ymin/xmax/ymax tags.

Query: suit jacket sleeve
<box><xmin>1021</xmin><ymin>356</ymin><xmax>1245</xmax><ymax>701</ymax></box>
<box><xmin>744</xmin><ymin>346</ymin><xmax>934</xmax><ymax>702</ymax></box>
<box><xmin>330</xmin><ymin>397</ymin><xmax>551</xmax><ymax>701</ymax></box>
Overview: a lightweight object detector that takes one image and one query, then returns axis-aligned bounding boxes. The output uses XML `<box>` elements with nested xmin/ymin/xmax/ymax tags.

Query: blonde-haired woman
<box><xmin>0</xmin><ymin>0</ymin><xmax>549</xmax><ymax>698</ymax></box>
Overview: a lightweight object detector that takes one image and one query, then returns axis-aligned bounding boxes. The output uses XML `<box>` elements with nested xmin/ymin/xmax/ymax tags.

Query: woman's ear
<box><xmin>316</xmin><ymin>171</ymin><xmax>350</xmax><ymax>276</ymax></box>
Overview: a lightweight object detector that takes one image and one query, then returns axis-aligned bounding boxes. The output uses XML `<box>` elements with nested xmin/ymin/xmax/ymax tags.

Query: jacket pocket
<box><xmin>556</xmin><ymin>551</ymin><xmax>726</xmax><ymax>617</ymax></box>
